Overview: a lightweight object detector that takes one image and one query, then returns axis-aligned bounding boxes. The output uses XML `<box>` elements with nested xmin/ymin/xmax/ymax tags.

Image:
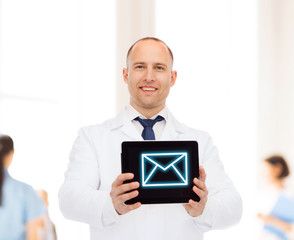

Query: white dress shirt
<box><xmin>126</xmin><ymin>104</ymin><xmax>167</xmax><ymax>140</ymax></box>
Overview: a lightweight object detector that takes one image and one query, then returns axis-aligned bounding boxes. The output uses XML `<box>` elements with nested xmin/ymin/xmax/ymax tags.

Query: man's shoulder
<box><xmin>180</xmin><ymin>123</ymin><xmax>211</xmax><ymax>140</ymax></box>
<box><xmin>79</xmin><ymin>117</ymin><xmax>116</xmax><ymax>135</ymax></box>
<box><xmin>79</xmin><ymin>107</ymin><xmax>128</xmax><ymax>135</ymax></box>
<box><xmin>185</xmin><ymin>125</ymin><xmax>210</xmax><ymax>136</ymax></box>
<box><xmin>169</xmin><ymin>112</ymin><xmax>211</xmax><ymax>139</ymax></box>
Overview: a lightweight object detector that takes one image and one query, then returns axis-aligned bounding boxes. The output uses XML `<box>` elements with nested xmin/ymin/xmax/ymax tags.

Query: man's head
<box><xmin>123</xmin><ymin>37</ymin><xmax>177</xmax><ymax>117</ymax></box>
<box><xmin>126</xmin><ymin>37</ymin><xmax>174</xmax><ymax>68</ymax></box>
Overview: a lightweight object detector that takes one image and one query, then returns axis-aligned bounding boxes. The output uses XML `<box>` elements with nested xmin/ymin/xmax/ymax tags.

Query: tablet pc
<box><xmin>121</xmin><ymin>141</ymin><xmax>199</xmax><ymax>204</ymax></box>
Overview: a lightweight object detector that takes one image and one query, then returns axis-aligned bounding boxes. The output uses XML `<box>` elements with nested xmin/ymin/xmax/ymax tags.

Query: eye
<box><xmin>156</xmin><ymin>66</ymin><xmax>164</xmax><ymax>71</ymax></box>
<box><xmin>135</xmin><ymin>65</ymin><xmax>144</xmax><ymax>69</ymax></box>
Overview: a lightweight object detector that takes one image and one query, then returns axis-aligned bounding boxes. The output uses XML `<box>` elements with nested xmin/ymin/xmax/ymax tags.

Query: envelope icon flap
<box><xmin>144</xmin><ymin>153</ymin><xmax>185</xmax><ymax>169</ymax></box>
<box><xmin>142</xmin><ymin>152</ymin><xmax>188</xmax><ymax>187</ymax></box>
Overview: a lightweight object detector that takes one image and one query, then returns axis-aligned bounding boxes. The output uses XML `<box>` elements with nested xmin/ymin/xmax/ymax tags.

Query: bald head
<box><xmin>126</xmin><ymin>37</ymin><xmax>174</xmax><ymax>68</ymax></box>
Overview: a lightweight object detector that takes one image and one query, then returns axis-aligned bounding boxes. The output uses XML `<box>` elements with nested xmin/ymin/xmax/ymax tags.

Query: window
<box><xmin>155</xmin><ymin>1</ymin><xmax>258</xmax><ymax>239</ymax></box>
<box><xmin>0</xmin><ymin>1</ymin><xmax>116</xmax><ymax>239</ymax></box>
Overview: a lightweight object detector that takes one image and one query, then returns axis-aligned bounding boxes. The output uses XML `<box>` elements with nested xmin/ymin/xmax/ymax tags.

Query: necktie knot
<box><xmin>135</xmin><ymin>115</ymin><xmax>164</xmax><ymax>140</ymax></box>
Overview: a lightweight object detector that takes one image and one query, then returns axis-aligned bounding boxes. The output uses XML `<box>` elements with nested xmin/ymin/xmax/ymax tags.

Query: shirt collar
<box><xmin>125</xmin><ymin>104</ymin><xmax>168</xmax><ymax>121</ymax></box>
<box><xmin>4</xmin><ymin>168</ymin><xmax>10</xmax><ymax>178</ymax></box>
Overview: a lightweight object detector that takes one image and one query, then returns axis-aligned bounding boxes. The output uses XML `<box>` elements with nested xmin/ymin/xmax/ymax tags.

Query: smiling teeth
<box><xmin>142</xmin><ymin>87</ymin><xmax>156</xmax><ymax>91</ymax></box>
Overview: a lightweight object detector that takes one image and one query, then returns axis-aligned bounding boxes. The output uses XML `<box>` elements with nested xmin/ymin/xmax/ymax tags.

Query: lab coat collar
<box><xmin>109</xmin><ymin>106</ymin><xmax>187</xmax><ymax>140</ymax></box>
<box><xmin>110</xmin><ymin>106</ymin><xmax>141</xmax><ymax>140</ymax></box>
<box><xmin>160</xmin><ymin>109</ymin><xmax>187</xmax><ymax>140</ymax></box>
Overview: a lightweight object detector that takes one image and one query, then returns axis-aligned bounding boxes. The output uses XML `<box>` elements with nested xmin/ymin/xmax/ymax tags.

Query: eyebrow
<box><xmin>133</xmin><ymin>62</ymin><xmax>146</xmax><ymax>65</ymax></box>
<box><xmin>154</xmin><ymin>63</ymin><xmax>168</xmax><ymax>68</ymax></box>
<box><xmin>132</xmin><ymin>62</ymin><xmax>168</xmax><ymax>68</ymax></box>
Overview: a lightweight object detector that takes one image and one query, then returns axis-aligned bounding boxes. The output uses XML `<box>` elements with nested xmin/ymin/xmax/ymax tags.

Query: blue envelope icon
<box><xmin>141</xmin><ymin>152</ymin><xmax>188</xmax><ymax>187</ymax></box>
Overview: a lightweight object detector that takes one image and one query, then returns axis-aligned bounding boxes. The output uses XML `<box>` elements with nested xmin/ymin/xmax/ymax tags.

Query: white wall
<box><xmin>258</xmin><ymin>0</ymin><xmax>294</xmax><ymax>183</ymax></box>
<box><xmin>155</xmin><ymin>0</ymin><xmax>258</xmax><ymax>239</ymax></box>
<box><xmin>115</xmin><ymin>0</ymin><xmax>155</xmax><ymax>112</ymax></box>
<box><xmin>0</xmin><ymin>1</ymin><xmax>116</xmax><ymax>239</ymax></box>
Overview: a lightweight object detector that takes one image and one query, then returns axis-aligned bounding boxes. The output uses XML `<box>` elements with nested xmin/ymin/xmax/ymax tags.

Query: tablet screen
<box><xmin>121</xmin><ymin>141</ymin><xmax>199</xmax><ymax>204</ymax></box>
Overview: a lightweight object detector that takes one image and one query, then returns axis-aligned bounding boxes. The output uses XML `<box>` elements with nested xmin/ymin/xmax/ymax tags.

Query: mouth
<box><xmin>140</xmin><ymin>86</ymin><xmax>158</xmax><ymax>92</ymax></box>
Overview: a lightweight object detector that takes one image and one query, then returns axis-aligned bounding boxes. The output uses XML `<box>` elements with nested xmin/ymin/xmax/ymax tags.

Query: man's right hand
<box><xmin>110</xmin><ymin>173</ymin><xmax>141</xmax><ymax>215</ymax></box>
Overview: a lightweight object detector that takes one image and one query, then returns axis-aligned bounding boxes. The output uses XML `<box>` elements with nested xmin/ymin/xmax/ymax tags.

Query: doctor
<box><xmin>59</xmin><ymin>37</ymin><xmax>242</xmax><ymax>240</ymax></box>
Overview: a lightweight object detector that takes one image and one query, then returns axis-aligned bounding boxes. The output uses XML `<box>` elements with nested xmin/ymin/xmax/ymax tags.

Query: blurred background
<box><xmin>0</xmin><ymin>0</ymin><xmax>293</xmax><ymax>239</ymax></box>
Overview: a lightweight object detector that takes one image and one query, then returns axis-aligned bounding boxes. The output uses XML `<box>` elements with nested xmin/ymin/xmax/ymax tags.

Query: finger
<box><xmin>188</xmin><ymin>199</ymin><xmax>199</xmax><ymax>208</ymax></box>
<box><xmin>199</xmin><ymin>166</ymin><xmax>206</xmax><ymax>182</ymax></box>
<box><xmin>116</xmin><ymin>201</ymin><xmax>141</xmax><ymax>215</ymax></box>
<box><xmin>193</xmin><ymin>178</ymin><xmax>207</xmax><ymax>192</ymax></box>
<box><xmin>118</xmin><ymin>189</ymin><xmax>139</xmax><ymax>204</ymax></box>
<box><xmin>192</xmin><ymin>186</ymin><xmax>207</xmax><ymax>200</ymax></box>
<box><xmin>112</xmin><ymin>173</ymin><xmax>134</xmax><ymax>188</ymax></box>
<box><xmin>111</xmin><ymin>181</ymin><xmax>140</xmax><ymax>198</ymax></box>
<box><xmin>112</xmin><ymin>189</ymin><xmax>140</xmax><ymax>215</ymax></box>
<box><xmin>123</xmin><ymin>202</ymin><xmax>141</xmax><ymax>213</ymax></box>
<box><xmin>117</xmin><ymin>181</ymin><xmax>140</xmax><ymax>195</ymax></box>
<box><xmin>183</xmin><ymin>203</ymin><xmax>191</xmax><ymax>211</ymax></box>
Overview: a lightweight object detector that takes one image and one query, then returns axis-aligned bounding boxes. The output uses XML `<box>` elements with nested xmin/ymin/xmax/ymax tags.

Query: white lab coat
<box><xmin>59</xmin><ymin>106</ymin><xmax>242</xmax><ymax>240</ymax></box>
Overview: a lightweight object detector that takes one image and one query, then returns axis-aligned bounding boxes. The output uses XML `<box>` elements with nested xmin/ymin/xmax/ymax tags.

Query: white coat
<box><xmin>59</xmin><ymin>106</ymin><xmax>242</xmax><ymax>240</ymax></box>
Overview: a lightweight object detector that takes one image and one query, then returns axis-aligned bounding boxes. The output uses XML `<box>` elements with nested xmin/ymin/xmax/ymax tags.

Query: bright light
<box><xmin>0</xmin><ymin>1</ymin><xmax>116</xmax><ymax>239</ymax></box>
<box><xmin>155</xmin><ymin>0</ymin><xmax>258</xmax><ymax>239</ymax></box>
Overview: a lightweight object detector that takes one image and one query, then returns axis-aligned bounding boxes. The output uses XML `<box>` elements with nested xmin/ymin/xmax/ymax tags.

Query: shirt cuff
<box><xmin>101</xmin><ymin>193</ymin><xmax>120</xmax><ymax>227</ymax></box>
<box><xmin>192</xmin><ymin>202</ymin><xmax>213</xmax><ymax>232</ymax></box>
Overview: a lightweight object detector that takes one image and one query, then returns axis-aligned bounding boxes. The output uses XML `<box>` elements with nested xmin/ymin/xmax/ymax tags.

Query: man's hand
<box><xmin>110</xmin><ymin>173</ymin><xmax>141</xmax><ymax>215</ymax></box>
<box><xmin>183</xmin><ymin>166</ymin><xmax>208</xmax><ymax>217</ymax></box>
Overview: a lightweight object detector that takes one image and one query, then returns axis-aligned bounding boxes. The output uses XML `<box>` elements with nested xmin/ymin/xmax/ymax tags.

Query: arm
<box><xmin>24</xmin><ymin>185</ymin><xmax>46</xmax><ymax>240</ymax></box>
<box><xmin>191</xmin><ymin>134</ymin><xmax>242</xmax><ymax>232</ymax></box>
<box><xmin>258</xmin><ymin>213</ymin><xmax>293</xmax><ymax>232</ymax></box>
<box><xmin>59</xmin><ymin>127</ymin><xmax>128</xmax><ymax>228</ymax></box>
<box><xmin>26</xmin><ymin>217</ymin><xmax>44</xmax><ymax>240</ymax></box>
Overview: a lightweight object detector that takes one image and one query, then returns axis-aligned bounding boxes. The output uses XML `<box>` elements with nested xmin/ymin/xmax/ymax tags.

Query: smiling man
<box><xmin>59</xmin><ymin>37</ymin><xmax>242</xmax><ymax>240</ymax></box>
<box><xmin>123</xmin><ymin>39</ymin><xmax>177</xmax><ymax>118</ymax></box>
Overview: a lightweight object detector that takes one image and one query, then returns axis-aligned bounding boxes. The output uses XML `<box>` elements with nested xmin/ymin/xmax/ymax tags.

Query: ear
<box><xmin>123</xmin><ymin>68</ymin><xmax>128</xmax><ymax>84</ymax></box>
<box><xmin>170</xmin><ymin>70</ymin><xmax>177</xmax><ymax>87</ymax></box>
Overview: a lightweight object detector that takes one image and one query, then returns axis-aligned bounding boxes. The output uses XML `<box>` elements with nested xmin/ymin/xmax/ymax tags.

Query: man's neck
<box><xmin>130</xmin><ymin>103</ymin><xmax>165</xmax><ymax>119</ymax></box>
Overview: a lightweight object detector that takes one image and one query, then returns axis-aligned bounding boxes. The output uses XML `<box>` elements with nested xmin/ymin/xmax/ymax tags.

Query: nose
<box><xmin>144</xmin><ymin>67</ymin><xmax>154</xmax><ymax>82</ymax></box>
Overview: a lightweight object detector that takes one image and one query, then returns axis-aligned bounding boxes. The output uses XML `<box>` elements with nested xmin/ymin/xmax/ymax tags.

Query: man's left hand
<box><xmin>183</xmin><ymin>166</ymin><xmax>208</xmax><ymax>217</ymax></box>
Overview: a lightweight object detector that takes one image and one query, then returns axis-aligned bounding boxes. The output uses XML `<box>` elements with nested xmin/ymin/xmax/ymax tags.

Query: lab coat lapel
<box><xmin>110</xmin><ymin>107</ymin><xmax>142</xmax><ymax>140</ymax></box>
<box><xmin>160</xmin><ymin>109</ymin><xmax>187</xmax><ymax>140</ymax></box>
<box><xmin>121</xmin><ymin>121</ymin><xmax>142</xmax><ymax>140</ymax></box>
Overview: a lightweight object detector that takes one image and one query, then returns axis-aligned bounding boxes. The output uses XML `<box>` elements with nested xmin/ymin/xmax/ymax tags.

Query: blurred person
<box><xmin>59</xmin><ymin>37</ymin><xmax>242</xmax><ymax>240</ymax></box>
<box><xmin>258</xmin><ymin>155</ymin><xmax>294</xmax><ymax>240</ymax></box>
<box><xmin>36</xmin><ymin>190</ymin><xmax>57</xmax><ymax>240</ymax></box>
<box><xmin>0</xmin><ymin>135</ymin><xmax>46</xmax><ymax>240</ymax></box>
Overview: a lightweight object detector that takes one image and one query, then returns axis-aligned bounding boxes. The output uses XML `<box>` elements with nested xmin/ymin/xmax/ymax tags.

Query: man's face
<box><xmin>123</xmin><ymin>40</ymin><xmax>177</xmax><ymax>113</ymax></box>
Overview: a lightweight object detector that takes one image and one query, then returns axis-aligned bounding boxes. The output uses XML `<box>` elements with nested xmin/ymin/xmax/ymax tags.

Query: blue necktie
<box><xmin>135</xmin><ymin>115</ymin><xmax>164</xmax><ymax>140</ymax></box>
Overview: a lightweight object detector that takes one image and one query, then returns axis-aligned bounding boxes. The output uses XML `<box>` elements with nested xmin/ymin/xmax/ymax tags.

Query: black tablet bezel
<box><xmin>121</xmin><ymin>141</ymin><xmax>199</xmax><ymax>204</ymax></box>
